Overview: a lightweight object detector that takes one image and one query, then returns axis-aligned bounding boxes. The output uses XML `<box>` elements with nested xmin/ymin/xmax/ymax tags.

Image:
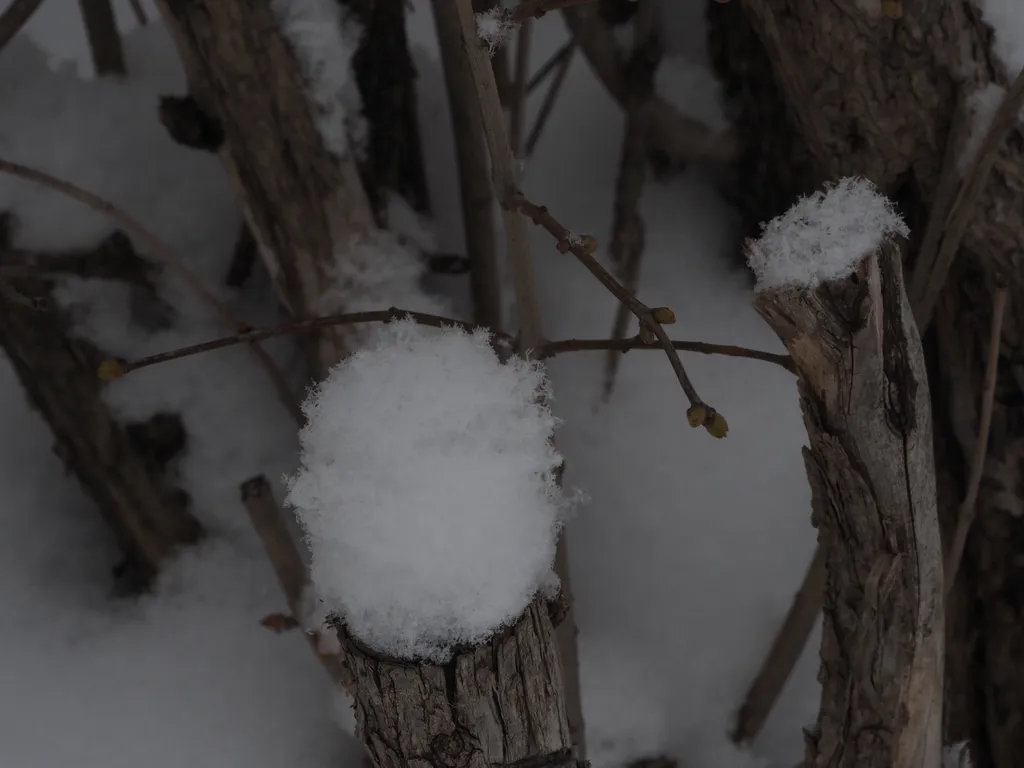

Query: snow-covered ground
<box><xmin>0</xmin><ymin>1</ymin><xmax>819</xmax><ymax>767</ymax></box>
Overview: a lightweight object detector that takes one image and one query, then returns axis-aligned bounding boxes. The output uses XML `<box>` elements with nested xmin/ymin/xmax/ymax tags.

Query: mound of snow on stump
<box><xmin>286</xmin><ymin>319</ymin><xmax>571</xmax><ymax>661</ymax></box>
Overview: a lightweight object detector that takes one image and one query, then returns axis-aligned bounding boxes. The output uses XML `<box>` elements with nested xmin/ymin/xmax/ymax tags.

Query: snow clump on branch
<box><xmin>285</xmin><ymin>319</ymin><xmax>572</xmax><ymax>662</ymax></box>
<box><xmin>746</xmin><ymin>176</ymin><xmax>908</xmax><ymax>292</ymax></box>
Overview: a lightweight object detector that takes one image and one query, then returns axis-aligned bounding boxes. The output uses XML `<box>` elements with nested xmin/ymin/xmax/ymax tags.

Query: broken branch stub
<box><xmin>753</xmin><ymin>241</ymin><xmax>943</xmax><ymax>768</ymax></box>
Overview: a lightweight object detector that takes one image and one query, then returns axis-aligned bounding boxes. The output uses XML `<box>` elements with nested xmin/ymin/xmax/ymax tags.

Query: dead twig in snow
<box><xmin>0</xmin><ymin>0</ymin><xmax>45</xmax><ymax>51</ymax></box>
<box><xmin>240</xmin><ymin>476</ymin><xmax>355</xmax><ymax>692</ymax></box>
<box><xmin>431</xmin><ymin>0</ymin><xmax>503</xmax><ymax>331</ymax></box>
<box><xmin>78</xmin><ymin>0</ymin><xmax>127</xmax><ymax>76</ymax></box>
<box><xmin>603</xmin><ymin>0</ymin><xmax>657</xmax><ymax>400</ymax></box>
<box><xmin>0</xmin><ymin>157</ymin><xmax>303</xmax><ymax>425</ymax></box>
<box><xmin>513</xmin><ymin>195</ymin><xmax>727</xmax><ymax>435</ymax></box>
<box><xmin>562</xmin><ymin>5</ymin><xmax>737</xmax><ymax>167</ymax></box>
<box><xmin>527</xmin><ymin>40</ymin><xmax>574</xmax><ymax>94</ymax></box>
<box><xmin>732</xmin><ymin>545</ymin><xmax>826</xmax><ymax>745</ymax></box>
<box><xmin>524</xmin><ymin>40</ymin><xmax>575</xmax><ymax>156</ymax></box>
<box><xmin>98</xmin><ymin>307</ymin><xmax>795</xmax><ymax>377</ymax></box>
<box><xmin>944</xmin><ymin>285</ymin><xmax>1007</xmax><ymax>598</ymax></box>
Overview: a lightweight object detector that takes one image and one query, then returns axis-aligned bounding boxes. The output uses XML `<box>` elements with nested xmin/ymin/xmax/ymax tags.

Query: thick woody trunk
<box><xmin>156</xmin><ymin>0</ymin><xmax>377</xmax><ymax>378</ymax></box>
<box><xmin>343</xmin><ymin>602</ymin><xmax>579</xmax><ymax>768</ymax></box>
<box><xmin>755</xmin><ymin>242</ymin><xmax>943</xmax><ymax>768</ymax></box>
<box><xmin>0</xmin><ymin>227</ymin><xmax>200</xmax><ymax>589</ymax></box>
<box><xmin>707</xmin><ymin>1</ymin><xmax>1024</xmax><ymax>765</ymax></box>
<box><xmin>155</xmin><ymin>5</ymin><xmax>577</xmax><ymax>766</ymax></box>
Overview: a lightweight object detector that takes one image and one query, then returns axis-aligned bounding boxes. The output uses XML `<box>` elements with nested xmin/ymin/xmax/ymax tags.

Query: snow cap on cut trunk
<box><xmin>747</xmin><ymin>177</ymin><xmax>908</xmax><ymax>292</ymax></box>
<box><xmin>285</xmin><ymin>319</ymin><xmax>570</xmax><ymax>662</ymax></box>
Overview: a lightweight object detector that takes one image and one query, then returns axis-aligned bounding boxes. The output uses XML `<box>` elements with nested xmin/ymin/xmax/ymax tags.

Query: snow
<box><xmin>286</xmin><ymin>320</ymin><xmax>568</xmax><ymax>661</ymax></box>
<box><xmin>1</xmin><ymin>4</ymin><xmax>823</xmax><ymax>768</ymax></box>
<box><xmin>475</xmin><ymin>7</ymin><xmax>516</xmax><ymax>55</ymax></box>
<box><xmin>270</xmin><ymin>0</ymin><xmax>365</xmax><ymax>161</ymax></box>
<box><xmin>746</xmin><ymin>177</ymin><xmax>909</xmax><ymax>292</ymax></box>
<box><xmin>976</xmin><ymin>0</ymin><xmax>1024</xmax><ymax>76</ymax></box>
<box><xmin>959</xmin><ymin>82</ymin><xmax>1008</xmax><ymax>173</ymax></box>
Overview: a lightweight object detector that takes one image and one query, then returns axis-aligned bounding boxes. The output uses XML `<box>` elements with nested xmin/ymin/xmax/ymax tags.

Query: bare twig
<box><xmin>562</xmin><ymin>6</ymin><xmax>737</xmax><ymax>167</ymax></box>
<box><xmin>944</xmin><ymin>286</ymin><xmax>1007</xmax><ymax>598</ymax></box>
<box><xmin>456</xmin><ymin>0</ymin><xmax>544</xmax><ymax>347</ymax></box>
<box><xmin>431</xmin><ymin>0</ymin><xmax>503</xmax><ymax>330</ymax></box>
<box><xmin>732</xmin><ymin>545</ymin><xmax>827</xmax><ymax>745</ymax></box>
<box><xmin>101</xmin><ymin>307</ymin><xmax>795</xmax><ymax>377</ymax></box>
<box><xmin>911</xmin><ymin>69</ymin><xmax>1024</xmax><ymax>331</ymax></box>
<box><xmin>527</xmin><ymin>40</ymin><xmax>574</xmax><ymax>94</ymax></box>
<box><xmin>513</xmin><ymin>195</ymin><xmax>724</xmax><ymax>433</ymax></box>
<box><xmin>0</xmin><ymin>157</ymin><xmax>302</xmax><ymax>424</ymax></box>
<box><xmin>240</xmin><ymin>476</ymin><xmax>355</xmax><ymax>692</ymax></box>
<box><xmin>603</xmin><ymin>1</ymin><xmax>657</xmax><ymax>399</ymax></box>
<box><xmin>0</xmin><ymin>0</ymin><xmax>45</xmax><ymax>51</ymax></box>
<box><xmin>78</xmin><ymin>0</ymin><xmax>127</xmax><ymax>76</ymax></box>
<box><xmin>524</xmin><ymin>40</ymin><xmax>575</xmax><ymax>156</ymax></box>
<box><xmin>128</xmin><ymin>0</ymin><xmax>148</xmax><ymax>26</ymax></box>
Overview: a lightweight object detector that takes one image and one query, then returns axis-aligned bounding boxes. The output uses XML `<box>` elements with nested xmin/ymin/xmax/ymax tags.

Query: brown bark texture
<box><xmin>157</xmin><ymin>0</ymin><xmax>377</xmax><ymax>379</ymax></box>
<box><xmin>707</xmin><ymin>2</ymin><xmax>1024</xmax><ymax>765</ymax></box>
<box><xmin>342</xmin><ymin>602</ymin><xmax>580</xmax><ymax>768</ymax></box>
<box><xmin>155</xmin><ymin>5</ymin><xmax>579</xmax><ymax>767</ymax></box>
<box><xmin>756</xmin><ymin>242</ymin><xmax>944</xmax><ymax>768</ymax></box>
<box><xmin>0</xmin><ymin>226</ymin><xmax>200</xmax><ymax>587</ymax></box>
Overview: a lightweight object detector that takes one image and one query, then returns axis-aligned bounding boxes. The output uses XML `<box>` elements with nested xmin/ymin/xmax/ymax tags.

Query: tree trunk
<box><xmin>156</xmin><ymin>0</ymin><xmax>377</xmax><ymax>379</ymax></box>
<box><xmin>0</xmin><ymin>226</ymin><xmax>201</xmax><ymax>589</ymax></box>
<box><xmin>343</xmin><ymin>602</ymin><xmax>579</xmax><ymax>768</ymax></box>
<box><xmin>706</xmin><ymin>1</ymin><xmax>1024</xmax><ymax>765</ymax></box>
<box><xmin>155</xmin><ymin>5</ymin><xmax>577</xmax><ymax>766</ymax></box>
<box><xmin>756</xmin><ymin>241</ymin><xmax>944</xmax><ymax>767</ymax></box>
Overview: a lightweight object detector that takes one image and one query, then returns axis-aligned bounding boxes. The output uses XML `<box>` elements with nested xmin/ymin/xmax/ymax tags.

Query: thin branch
<box><xmin>527</xmin><ymin>40</ymin><xmax>574</xmax><ymax>94</ymax></box>
<box><xmin>78</xmin><ymin>0</ymin><xmax>127</xmax><ymax>76</ymax></box>
<box><xmin>524</xmin><ymin>40</ymin><xmax>575</xmax><ymax>156</ymax></box>
<box><xmin>732</xmin><ymin>545</ymin><xmax>826</xmax><ymax>745</ymax></box>
<box><xmin>107</xmin><ymin>308</ymin><xmax>482</xmax><ymax>376</ymax></box>
<box><xmin>604</xmin><ymin>0</ymin><xmax>657</xmax><ymax>399</ymax></box>
<box><xmin>240</xmin><ymin>476</ymin><xmax>355</xmax><ymax>692</ymax></box>
<box><xmin>104</xmin><ymin>308</ymin><xmax>794</xmax><ymax>380</ymax></box>
<box><xmin>541</xmin><ymin>336</ymin><xmax>795</xmax><ymax>372</ymax></box>
<box><xmin>911</xmin><ymin>67</ymin><xmax>1024</xmax><ymax>332</ymax></box>
<box><xmin>431</xmin><ymin>0</ymin><xmax>503</xmax><ymax>330</ymax></box>
<box><xmin>944</xmin><ymin>286</ymin><xmax>1007</xmax><ymax>598</ymax></box>
<box><xmin>0</xmin><ymin>157</ymin><xmax>302</xmax><ymax>425</ymax></box>
<box><xmin>512</xmin><ymin>195</ymin><xmax>724</xmax><ymax>432</ymax></box>
<box><xmin>0</xmin><ymin>0</ymin><xmax>45</xmax><ymax>51</ymax></box>
<box><xmin>456</xmin><ymin>0</ymin><xmax>544</xmax><ymax>347</ymax></box>
<box><xmin>508</xmin><ymin>19</ymin><xmax>533</xmax><ymax>158</ymax></box>
<box><xmin>562</xmin><ymin>6</ymin><xmax>737</xmax><ymax>167</ymax></box>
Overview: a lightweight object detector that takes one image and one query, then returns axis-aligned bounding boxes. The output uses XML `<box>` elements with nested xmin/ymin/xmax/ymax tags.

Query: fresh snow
<box><xmin>1</xmin><ymin>3</ymin><xmax>822</xmax><ymax>768</ymax></box>
<box><xmin>747</xmin><ymin>177</ymin><xmax>909</xmax><ymax>292</ymax></box>
<box><xmin>475</xmin><ymin>8</ymin><xmax>516</xmax><ymax>56</ymax></box>
<box><xmin>976</xmin><ymin>0</ymin><xmax>1024</xmax><ymax>76</ymax></box>
<box><xmin>959</xmin><ymin>82</ymin><xmax>1008</xmax><ymax>173</ymax></box>
<box><xmin>287</xmin><ymin>320</ymin><xmax>567</xmax><ymax>661</ymax></box>
<box><xmin>270</xmin><ymin>0</ymin><xmax>365</xmax><ymax>161</ymax></box>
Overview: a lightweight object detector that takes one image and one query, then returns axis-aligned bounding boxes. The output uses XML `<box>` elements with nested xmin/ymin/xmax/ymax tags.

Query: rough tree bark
<box><xmin>706</xmin><ymin>1</ymin><xmax>1024</xmax><ymax>765</ymax></box>
<box><xmin>755</xmin><ymin>240</ymin><xmax>944</xmax><ymax>767</ymax></box>
<box><xmin>155</xmin><ymin>5</ymin><xmax>578</xmax><ymax>767</ymax></box>
<box><xmin>0</xmin><ymin>223</ymin><xmax>200</xmax><ymax>589</ymax></box>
